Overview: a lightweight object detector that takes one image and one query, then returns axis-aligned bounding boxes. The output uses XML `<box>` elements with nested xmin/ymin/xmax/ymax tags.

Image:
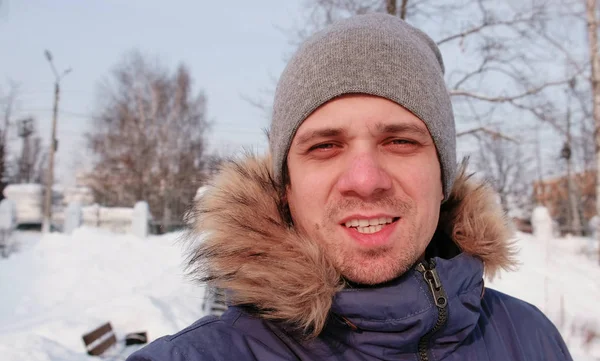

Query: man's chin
<box><xmin>340</xmin><ymin>258</ymin><xmax>412</xmax><ymax>286</ymax></box>
<box><xmin>325</xmin><ymin>236</ymin><xmax>421</xmax><ymax>285</ymax></box>
<box><xmin>343</xmin><ymin>272</ymin><xmax>399</xmax><ymax>287</ymax></box>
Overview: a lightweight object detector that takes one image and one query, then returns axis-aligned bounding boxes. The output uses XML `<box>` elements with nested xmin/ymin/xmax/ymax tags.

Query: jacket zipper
<box><xmin>415</xmin><ymin>259</ymin><xmax>448</xmax><ymax>361</ymax></box>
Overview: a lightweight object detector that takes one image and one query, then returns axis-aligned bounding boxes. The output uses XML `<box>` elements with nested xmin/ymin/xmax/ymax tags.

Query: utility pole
<box><xmin>17</xmin><ymin>117</ymin><xmax>34</xmax><ymax>183</ymax></box>
<box><xmin>42</xmin><ymin>50</ymin><xmax>71</xmax><ymax>233</ymax></box>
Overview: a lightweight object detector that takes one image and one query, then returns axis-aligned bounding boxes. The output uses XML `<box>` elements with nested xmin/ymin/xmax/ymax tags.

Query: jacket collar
<box><xmin>185</xmin><ymin>154</ymin><xmax>516</xmax><ymax>338</ymax></box>
<box><xmin>326</xmin><ymin>252</ymin><xmax>483</xmax><ymax>358</ymax></box>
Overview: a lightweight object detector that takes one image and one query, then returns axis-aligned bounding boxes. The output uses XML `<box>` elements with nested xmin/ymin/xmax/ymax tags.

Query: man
<box><xmin>128</xmin><ymin>13</ymin><xmax>573</xmax><ymax>361</ymax></box>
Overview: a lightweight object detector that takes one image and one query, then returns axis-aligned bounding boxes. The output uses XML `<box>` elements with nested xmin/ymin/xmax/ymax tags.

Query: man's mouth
<box><xmin>343</xmin><ymin>217</ymin><xmax>400</xmax><ymax>234</ymax></box>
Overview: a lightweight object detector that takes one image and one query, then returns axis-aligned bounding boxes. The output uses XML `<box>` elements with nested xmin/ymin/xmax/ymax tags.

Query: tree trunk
<box><xmin>1</xmin><ymin>88</ymin><xmax>14</xmax><ymax>201</ymax></box>
<box><xmin>586</xmin><ymin>0</ymin><xmax>600</xmax><ymax>264</ymax></box>
<box><xmin>566</xmin><ymin>101</ymin><xmax>582</xmax><ymax>235</ymax></box>
<box><xmin>0</xmin><ymin>140</ymin><xmax>5</xmax><ymax>201</ymax></box>
<box><xmin>567</xmin><ymin>151</ymin><xmax>582</xmax><ymax>235</ymax></box>
<box><xmin>400</xmin><ymin>0</ymin><xmax>408</xmax><ymax>20</ymax></box>
<box><xmin>386</xmin><ymin>0</ymin><xmax>396</xmax><ymax>16</ymax></box>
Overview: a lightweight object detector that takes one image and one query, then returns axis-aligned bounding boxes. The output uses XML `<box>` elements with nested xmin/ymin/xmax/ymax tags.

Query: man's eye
<box><xmin>390</xmin><ymin>139</ymin><xmax>415</xmax><ymax>145</ymax></box>
<box><xmin>310</xmin><ymin>143</ymin><xmax>335</xmax><ymax>150</ymax></box>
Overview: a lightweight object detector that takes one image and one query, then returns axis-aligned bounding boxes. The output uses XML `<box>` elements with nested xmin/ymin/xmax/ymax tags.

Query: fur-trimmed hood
<box><xmin>185</xmin><ymin>154</ymin><xmax>517</xmax><ymax>337</ymax></box>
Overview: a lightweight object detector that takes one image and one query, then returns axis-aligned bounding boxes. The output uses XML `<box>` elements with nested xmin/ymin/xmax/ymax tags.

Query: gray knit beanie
<box><xmin>269</xmin><ymin>13</ymin><xmax>456</xmax><ymax>199</ymax></box>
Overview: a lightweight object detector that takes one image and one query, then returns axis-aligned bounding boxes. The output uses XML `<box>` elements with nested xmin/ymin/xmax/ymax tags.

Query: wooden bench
<box><xmin>82</xmin><ymin>322</ymin><xmax>118</xmax><ymax>356</ymax></box>
<box><xmin>82</xmin><ymin>322</ymin><xmax>147</xmax><ymax>357</ymax></box>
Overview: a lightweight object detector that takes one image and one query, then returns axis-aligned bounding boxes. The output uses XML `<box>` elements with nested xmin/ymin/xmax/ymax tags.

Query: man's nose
<box><xmin>336</xmin><ymin>153</ymin><xmax>392</xmax><ymax>198</ymax></box>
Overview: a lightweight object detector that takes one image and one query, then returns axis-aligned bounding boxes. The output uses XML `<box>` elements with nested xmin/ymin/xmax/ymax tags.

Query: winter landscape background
<box><xmin>2</xmin><ymin>0</ymin><xmax>600</xmax><ymax>360</ymax></box>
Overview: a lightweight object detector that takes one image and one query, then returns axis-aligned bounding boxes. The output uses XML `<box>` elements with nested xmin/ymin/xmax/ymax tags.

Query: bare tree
<box><xmin>10</xmin><ymin>119</ymin><xmax>47</xmax><ymax>184</ymax></box>
<box><xmin>585</xmin><ymin>0</ymin><xmax>600</xmax><ymax>263</ymax></box>
<box><xmin>0</xmin><ymin>82</ymin><xmax>19</xmax><ymax>200</ymax></box>
<box><xmin>468</xmin><ymin>123</ymin><xmax>533</xmax><ymax>216</ymax></box>
<box><xmin>275</xmin><ymin>0</ymin><xmax>591</xmax><ymax>216</ymax></box>
<box><xmin>85</xmin><ymin>50</ymin><xmax>210</xmax><ymax>227</ymax></box>
<box><xmin>562</xmin><ymin>77</ymin><xmax>595</xmax><ymax>173</ymax></box>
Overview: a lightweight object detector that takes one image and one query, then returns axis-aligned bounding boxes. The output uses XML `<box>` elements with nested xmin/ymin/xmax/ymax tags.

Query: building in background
<box><xmin>533</xmin><ymin>171</ymin><xmax>595</xmax><ymax>236</ymax></box>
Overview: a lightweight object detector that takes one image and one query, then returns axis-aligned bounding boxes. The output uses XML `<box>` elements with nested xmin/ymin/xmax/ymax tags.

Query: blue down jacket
<box><xmin>127</xmin><ymin>156</ymin><xmax>572</xmax><ymax>361</ymax></box>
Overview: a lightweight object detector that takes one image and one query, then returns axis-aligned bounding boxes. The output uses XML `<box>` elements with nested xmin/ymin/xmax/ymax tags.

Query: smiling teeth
<box><xmin>356</xmin><ymin>225</ymin><xmax>383</xmax><ymax>234</ymax></box>
<box><xmin>345</xmin><ymin>217</ymin><xmax>393</xmax><ymax>231</ymax></box>
<box><xmin>345</xmin><ymin>217</ymin><xmax>393</xmax><ymax>228</ymax></box>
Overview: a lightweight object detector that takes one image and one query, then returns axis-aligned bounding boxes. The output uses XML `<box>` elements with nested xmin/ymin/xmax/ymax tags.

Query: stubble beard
<box><xmin>319</xmin><ymin>197</ymin><xmax>422</xmax><ymax>285</ymax></box>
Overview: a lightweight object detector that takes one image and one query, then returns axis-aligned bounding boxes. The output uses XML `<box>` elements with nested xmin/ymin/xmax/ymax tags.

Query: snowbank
<box><xmin>3</xmin><ymin>184</ymin><xmax>44</xmax><ymax>197</ymax></box>
<box><xmin>0</xmin><ymin>228</ymin><xmax>204</xmax><ymax>360</ymax></box>
<box><xmin>487</xmin><ymin>232</ymin><xmax>600</xmax><ymax>359</ymax></box>
<box><xmin>0</xmin><ymin>226</ymin><xmax>599</xmax><ymax>360</ymax></box>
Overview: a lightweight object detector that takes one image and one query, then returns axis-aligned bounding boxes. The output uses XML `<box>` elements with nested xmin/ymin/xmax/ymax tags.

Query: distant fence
<box><xmin>1</xmin><ymin>183</ymin><xmax>203</xmax><ymax>235</ymax></box>
<box><xmin>53</xmin><ymin>205</ymin><xmax>136</xmax><ymax>234</ymax></box>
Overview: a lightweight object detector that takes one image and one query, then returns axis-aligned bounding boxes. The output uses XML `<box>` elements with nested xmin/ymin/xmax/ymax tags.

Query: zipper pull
<box><xmin>333</xmin><ymin>314</ymin><xmax>361</xmax><ymax>333</ymax></box>
<box><xmin>416</xmin><ymin>260</ymin><xmax>448</xmax><ymax>309</ymax></box>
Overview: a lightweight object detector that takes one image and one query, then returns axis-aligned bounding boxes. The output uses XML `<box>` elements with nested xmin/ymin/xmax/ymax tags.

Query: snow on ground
<box><xmin>0</xmin><ymin>228</ymin><xmax>205</xmax><ymax>361</ymax></box>
<box><xmin>0</xmin><ymin>227</ymin><xmax>599</xmax><ymax>360</ymax></box>
<box><xmin>487</xmin><ymin>232</ymin><xmax>600</xmax><ymax>360</ymax></box>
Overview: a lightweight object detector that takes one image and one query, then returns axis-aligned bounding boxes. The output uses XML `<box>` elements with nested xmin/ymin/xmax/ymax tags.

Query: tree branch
<box><xmin>457</xmin><ymin>127</ymin><xmax>518</xmax><ymax>142</ymax></box>
<box><xmin>436</xmin><ymin>17</ymin><xmax>545</xmax><ymax>46</ymax></box>
<box><xmin>535</xmin><ymin>27</ymin><xmax>588</xmax><ymax>75</ymax></box>
<box><xmin>507</xmin><ymin>99</ymin><xmax>567</xmax><ymax>136</ymax></box>
<box><xmin>1</xmin><ymin>81</ymin><xmax>20</xmax><ymax>145</ymax></box>
<box><xmin>450</xmin><ymin>77</ymin><xmax>572</xmax><ymax>103</ymax></box>
<box><xmin>451</xmin><ymin>56</ymin><xmax>490</xmax><ymax>90</ymax></box>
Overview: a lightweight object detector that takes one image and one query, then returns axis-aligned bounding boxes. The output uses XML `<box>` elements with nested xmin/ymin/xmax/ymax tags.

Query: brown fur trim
<box><xmin>185</xmin><ymin>154</ymin><xmax>343</xmax><ymax>337</ymax></box>
<box><xmin>185</xmin><ymin>154</ymin><xmax>517</xmax><ymax>337</ymax></box>
<box><xmin>439</xmin><ymin>161</ymin><xmax>518</xmax><ymax>278</ymax></box>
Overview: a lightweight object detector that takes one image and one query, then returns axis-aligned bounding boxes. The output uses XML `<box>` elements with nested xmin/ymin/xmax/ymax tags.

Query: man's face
<box><xmin>286</xmin><ymin>94</ymin><xmax>444</xmax><ymax>285</ymax></box>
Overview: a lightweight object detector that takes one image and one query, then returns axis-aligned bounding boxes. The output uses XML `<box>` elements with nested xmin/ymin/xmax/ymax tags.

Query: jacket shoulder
<box><xmin>126</xmin><ymin>309</ymin><xmax>297</xmax><ymax>361</ymax></box>
<box><xmin>481</xmin><ymin>287</ymin><xmax>573</xmax><ymax>361</ymax></box>
<box><xmin>126</xmin><ymin>316</ymin><xmax>234</xmax><ymax>361</ymax></box>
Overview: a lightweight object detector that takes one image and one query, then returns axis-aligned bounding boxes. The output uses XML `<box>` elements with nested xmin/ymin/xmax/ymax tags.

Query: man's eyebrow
<box><xmin>294</xmin><ymin>128</ymin><xmax>347</xmax><ymax>147</ymax></box>
<box><xmin>374</xmin><ymin>122</ymin><xmax>430</xmax><ymax>137</ymax></box>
